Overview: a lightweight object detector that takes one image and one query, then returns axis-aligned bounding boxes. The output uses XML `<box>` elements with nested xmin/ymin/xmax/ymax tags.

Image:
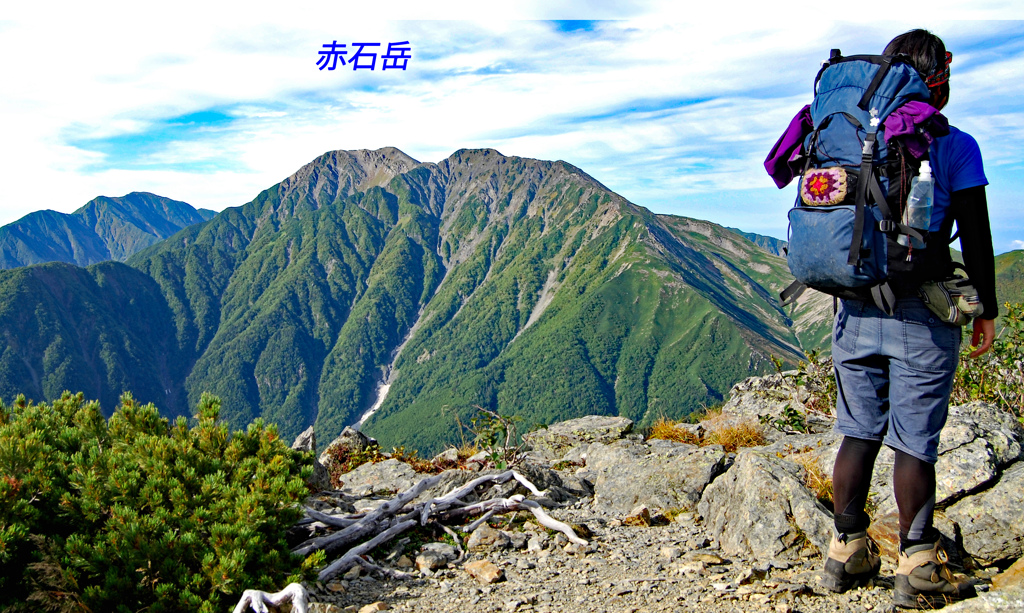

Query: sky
<box><xmin>2</xmin><ymin>2</ymin><xmax>1023</xmax><ymax>252</ymax></box>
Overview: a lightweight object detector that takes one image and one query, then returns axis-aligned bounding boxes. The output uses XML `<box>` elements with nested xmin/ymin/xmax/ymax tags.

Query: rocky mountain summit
<box><xmin>284</xmin><ymin>374</ymin><xmax>1024</xmax><ymax>613</ymax></box>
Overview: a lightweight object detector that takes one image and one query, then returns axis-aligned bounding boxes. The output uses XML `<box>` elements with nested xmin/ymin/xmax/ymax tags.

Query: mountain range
<box><xmin>0</xmin><ymin>192</ymin><xmax>215</xmax><ymax>268</ymax></box>
<box><xmin>2</xmin><ymin>147</ymin><xmax>1017</xmax><ymax>454</ymax></box>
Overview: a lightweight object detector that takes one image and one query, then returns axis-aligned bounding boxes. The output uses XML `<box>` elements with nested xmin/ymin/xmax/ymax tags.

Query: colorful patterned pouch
<box><xmin>800</xmin><ymin>167</ymin><xmax>848</xmax><ymax>206</ymax></box>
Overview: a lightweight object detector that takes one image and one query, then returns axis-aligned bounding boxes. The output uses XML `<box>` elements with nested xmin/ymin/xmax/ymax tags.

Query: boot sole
<box><xmin>820</xmin><ymin>557</ymin><xmax>880</xmax><ymax>593</ymax></box>
<box><xmin>893</xmin><ymin>588</ymin><xmax>974</xmax><ymax>609</ymax></box>
<box><xmin>819</xmin><ymin>570</ymin><xmax>877</xmax><ymax>593</ymax></box>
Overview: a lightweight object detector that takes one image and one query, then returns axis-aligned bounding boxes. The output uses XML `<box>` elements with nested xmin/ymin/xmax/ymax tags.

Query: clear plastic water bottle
<box><xmin>898</xmin><ymin>160</ymin><xmax>934</xmax><ymax>249</ymax></box>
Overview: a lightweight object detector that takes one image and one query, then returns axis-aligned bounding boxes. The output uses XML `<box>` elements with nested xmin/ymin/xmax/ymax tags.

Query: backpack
<box><xmin>779</xmin><ymin>50</ymin><xmax>934</xmax><ymax>314</ymax></box>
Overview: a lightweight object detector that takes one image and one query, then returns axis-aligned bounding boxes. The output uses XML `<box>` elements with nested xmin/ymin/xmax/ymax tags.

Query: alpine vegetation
<box><xmin>0</xmin><ymin>148</ymin><xmax>831</xmax><ymax>454</ymax></box>
<box><xmin>0</xmin><ymin>392</ymin><xmax>316</xmax><ymax>613</ymax></box>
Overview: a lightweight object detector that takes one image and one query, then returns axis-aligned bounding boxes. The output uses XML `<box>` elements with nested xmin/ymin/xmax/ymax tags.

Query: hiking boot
<box><xmin>894</xmin><ymin>540</ymin><xmax>977</xmax><ymax>609</ymax></box>
<box><xmin>819</xmin><ymin>530</ymin><xmax>881</xmax><ymax>593</ymax></box>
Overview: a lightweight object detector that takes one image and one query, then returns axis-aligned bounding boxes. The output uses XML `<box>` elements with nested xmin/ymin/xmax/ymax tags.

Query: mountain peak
<box><xmin>1</xmin><ymin>193</ymin><xmax>212</xmax><ymax>268</ymax></box>
<box><xmin>269</xmin><ymin>147</ymin><xmax>421</xmax><ymax>219</ymax></box>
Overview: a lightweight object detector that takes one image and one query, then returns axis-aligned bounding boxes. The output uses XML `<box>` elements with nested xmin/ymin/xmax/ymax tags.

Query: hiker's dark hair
<box><xmin>885</xmin><ymin>29</ymin><xmax>950</xmax><ymax>107</ymax></box>
<box><xmin>884</xmin><ymin>29</ymin><xmax>946</xmax><ymax>77</ymax></box>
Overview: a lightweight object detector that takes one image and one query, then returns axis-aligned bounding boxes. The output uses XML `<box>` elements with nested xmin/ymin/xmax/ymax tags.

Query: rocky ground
<box><xmin>304</xmin><ymin>503</ymin><xmax>928</xmax><ymax>613</ymax></box>
<box><xmin>287</xmin><ymin>373</ymin><xmax>1024</xmax><ymax>613</ymax></box>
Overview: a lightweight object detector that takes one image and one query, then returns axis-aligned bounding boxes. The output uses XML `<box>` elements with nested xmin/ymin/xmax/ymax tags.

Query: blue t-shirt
<box><xmin>928</xmin><ymin>125</ymin><xmax>988</xmax><ymax>232</ymax></box>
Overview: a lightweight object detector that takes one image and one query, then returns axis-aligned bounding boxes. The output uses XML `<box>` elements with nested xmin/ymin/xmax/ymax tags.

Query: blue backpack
<box><xmin>780</xmin><ymin>50</ymin><xmax>932</xmax><ymax>314</ymax></box>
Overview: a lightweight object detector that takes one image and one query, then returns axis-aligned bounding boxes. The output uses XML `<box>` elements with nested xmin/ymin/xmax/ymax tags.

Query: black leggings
<box><xmin>832</xmin><ymin>436</ymin><xmax>937</xmax><ymax>541</ymax></box>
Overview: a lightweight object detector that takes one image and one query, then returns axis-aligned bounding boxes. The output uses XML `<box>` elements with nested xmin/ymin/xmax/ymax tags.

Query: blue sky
<box><xmin>2</xmin><ymin>2</ymin><xmax>1023</xmax><ymax>252</ymax></box>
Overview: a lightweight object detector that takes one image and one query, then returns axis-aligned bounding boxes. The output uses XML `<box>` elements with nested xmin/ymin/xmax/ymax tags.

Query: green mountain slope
<box><xmin>0</xmin><ymin>147</ymin><xmax>832</xmax><ymax>454</ymax></box>
<box><xmin>995</xmin><ymin>250</ymin><xmax>1024</xmax><ymax>310</ymax></box>
<box><xmin>725</xmin><ymin>227</ymin><xmax>788</xmax><ymax>257</ymax></box>
<box><xmin>0</xmin><ymin>192</ymin><xmax>214</xmax><ymax>268</ymax></box>
<box><xmin>0</xmin><ymin>262</ymin><xmax>187</xmax><ymax>413</ymax></box>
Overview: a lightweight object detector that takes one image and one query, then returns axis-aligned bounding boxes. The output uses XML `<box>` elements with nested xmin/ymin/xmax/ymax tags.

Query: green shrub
<box><xmin>952</xmin><ymin>302</ymin><xmax>1024</xmax><ymax>420</ymax></box>
<box><xmin>0</xmin><ymin>391</ymin><xmax>315</xmax><ymax>613</ymax></box>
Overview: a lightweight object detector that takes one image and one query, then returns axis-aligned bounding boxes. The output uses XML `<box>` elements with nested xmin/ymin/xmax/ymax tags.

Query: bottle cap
<box><xmin>919</xmin><ymin>160</ymin><xmax>931</xmax><ymax>178</ymax></box>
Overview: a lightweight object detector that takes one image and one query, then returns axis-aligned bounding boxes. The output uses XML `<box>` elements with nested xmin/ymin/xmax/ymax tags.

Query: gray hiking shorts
<box><xmin>831</xmin><ymin>296</ymin><xmax>961</xmax><ymax>464</ymax></box>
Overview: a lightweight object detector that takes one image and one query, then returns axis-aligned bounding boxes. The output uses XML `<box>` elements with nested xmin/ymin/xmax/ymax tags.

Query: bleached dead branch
<box><xmin>232</xmin><ymin>582</ymin><xmax>308</xmax><ymax>613</ymax></box>
<box><xmin>293</xmin><ymin>468</ymin><xmax>587</xmax><ymax>581</ymax></box>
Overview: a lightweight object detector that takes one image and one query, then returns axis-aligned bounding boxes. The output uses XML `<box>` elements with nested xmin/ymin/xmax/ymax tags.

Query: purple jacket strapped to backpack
<box><xmin>763</xmin><ymin>101</ymin><xmax>949</xmax><ymax>189</ymax></box>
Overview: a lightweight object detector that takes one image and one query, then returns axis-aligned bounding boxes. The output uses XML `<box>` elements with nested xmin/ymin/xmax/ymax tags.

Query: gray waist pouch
<box><xmin>918</xmin><ymin>273</ymin><xmax>983</xmax><ymax>326</ymax></box>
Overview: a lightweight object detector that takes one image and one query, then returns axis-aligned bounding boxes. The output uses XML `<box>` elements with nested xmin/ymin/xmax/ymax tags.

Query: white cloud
<box><xmin>1</xmin><ymin>4</ymin><xmax>1023</xmax><ymax>256</ymax></box>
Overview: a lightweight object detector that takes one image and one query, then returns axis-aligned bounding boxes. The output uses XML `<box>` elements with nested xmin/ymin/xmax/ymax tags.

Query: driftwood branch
<box><xmin>515</xmin><ymin>498</ymin><xmax>588</xmax><ymax>546</ymax></box>
<box><xmin>293</xmin><ymin>467</ymin><xmax>587</xmax><ymax>583</ymax></box>
<box><xmin>440</xmin><ymin>524</ymin><xmax>466</xmax><ymax>563</ymax></box>
<box><xmin>441</xmin><ymin>494</ymin><xmax>588</xmax><ymax>546</ymax></box>
<box><xmin>232</xmin><ymin>582</ymin><xmax>308</xmax><ymax>613</ymax></box>
<box><xmin>293</xmin><ymin>473</ymin><xmax>442</xmax><ymax>557</ymax></box>
<box><xmin>303</xmin><ymin>506</ymin><xmax>361</xmax><ymax>529</ymax></box>
<box><xmin>318</xmin><ymin>518</ymin><xmax>419</xmax><ymax>581</ymax></box>
<box><xmin>465</xmin><ymin>509</ymin><xmax>498</xmax><ymax>533</ymax></box>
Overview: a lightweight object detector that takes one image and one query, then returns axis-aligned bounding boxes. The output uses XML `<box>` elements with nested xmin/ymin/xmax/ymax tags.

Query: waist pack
<box><xmin>775</xmin><ymin>50</ymin><xmax>937</xmax><ymax>314</ymax></box>
<box><xmin>918</xmin><ymin>267</ymin><xmax>983</xmax><ymax>326</ymax></box>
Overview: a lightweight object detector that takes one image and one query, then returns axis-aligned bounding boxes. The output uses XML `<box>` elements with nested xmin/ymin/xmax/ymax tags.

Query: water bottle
<box><xmin>898</xmin><ymin>160</ymin><xmax>934</xmax><ymax>249</ymax></box>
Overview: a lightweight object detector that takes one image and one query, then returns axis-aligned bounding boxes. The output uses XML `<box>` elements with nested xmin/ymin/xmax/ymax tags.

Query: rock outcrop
<box><xmin>292</xmin><ymin>425</ymin><xmax>332</xmax><ymax>491</ymax></box>
<box><xmin>697</xmin><ymin>450</ymin><xmax>833</xmax><ymax>561</ymax></box>
<box><xmin>584</xmin><ymin>439</ymin><xmax>729</xmax><ymax>514</ymax></box>
<box><xmin>299</xmin><ymin>372</ymin><xmax>1024</xmax><ymax>613</ymax></box>
<box><xmin>523</xmin><ymin>415</ymin><xmax>634</xmax><ymax>461</ymax></box>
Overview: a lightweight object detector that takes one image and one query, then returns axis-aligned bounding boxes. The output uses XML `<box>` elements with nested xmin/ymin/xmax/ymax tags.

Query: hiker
<box><xmin>766</xmin><ymin>29</ymin><xmax>999</xmax><ymax>608</ymax></box>
<box><xmin>815</xmin><ymin>30</ymin><xmax>997</xmax><ymax>609</ymax></box>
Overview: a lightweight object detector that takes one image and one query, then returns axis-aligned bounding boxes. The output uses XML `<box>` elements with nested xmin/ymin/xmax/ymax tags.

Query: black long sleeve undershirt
<box><xmin>950</xmin><ymin>185</ymin><xmax>999</xmax><ymax>319</ymax></box>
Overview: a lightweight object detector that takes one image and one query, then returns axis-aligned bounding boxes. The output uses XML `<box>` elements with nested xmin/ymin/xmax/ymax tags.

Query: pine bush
<box><xmin>0</xmin><ymin>391</ymin><xmax>313</xmax><ymax>612</ymax></box>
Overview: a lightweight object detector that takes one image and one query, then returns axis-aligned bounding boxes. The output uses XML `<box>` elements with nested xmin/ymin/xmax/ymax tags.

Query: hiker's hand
<box><xmin>969</xmin><ymin>318</ymin><xmax>995</xmax><ymax>358</ymax></box>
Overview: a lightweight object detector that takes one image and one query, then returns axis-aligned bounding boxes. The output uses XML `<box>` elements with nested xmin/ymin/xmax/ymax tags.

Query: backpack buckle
<box><xmin>878</xmin><ymin>219</ymin><xmax>898</xmax><ymax>233</ymax></box>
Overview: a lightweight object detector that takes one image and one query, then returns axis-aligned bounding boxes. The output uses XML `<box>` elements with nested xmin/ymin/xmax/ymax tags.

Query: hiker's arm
<box><xmin>951</xmin><ymin>184</ymin><xmax>998</xmax><ymax>357</ymax></box>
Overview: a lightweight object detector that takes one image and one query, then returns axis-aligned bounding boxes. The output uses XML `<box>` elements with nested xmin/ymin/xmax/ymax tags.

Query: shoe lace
<box><xmin>865</xmin><ymin>536</ymin><xmax>880</xmax><ymax>558</ymax></box>
<box><xmin>934</xmin><ymin>544</ymin><xmax>958</xmax><ymax>583</ymax></box>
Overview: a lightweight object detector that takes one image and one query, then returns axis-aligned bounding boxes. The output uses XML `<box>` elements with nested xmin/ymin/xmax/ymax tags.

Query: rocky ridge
<box><xmin>291</xmin><ymin>373</ymin><xmax>1024</xmax><ymax>613</ymax></box>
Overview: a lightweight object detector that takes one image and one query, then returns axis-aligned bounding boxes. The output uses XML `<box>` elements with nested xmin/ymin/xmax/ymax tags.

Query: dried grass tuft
<box><xmin>703</xmin><ymin>421</ymin><xmax>767</xmax><ymax>453</ymax></box>
<box><xmin>792</xmin><ymin>453</ymin><xmax>834</xmax><ymax>505</ymax></box>
<box><xmin>648</xmin><ymin>415</ymin><xmax>766</xmax><ymax>453</ymax></box>
<box><xmin>649</xmin><ymin>417</ymin><xmax>700</xmax><ymax>445</ymax></box>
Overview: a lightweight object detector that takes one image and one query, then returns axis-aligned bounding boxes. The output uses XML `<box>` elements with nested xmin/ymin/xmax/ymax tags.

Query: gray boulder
<box><xmin>421</xmin><ymin>542</ymin><xmax>459</xmax><ymax>560</ymax></box>
<box><xmin>720</xmin><ymin>373</ymin><xmax>803</xmax><ymax>418</ymax></box>
<box><xmin>933</xmin><ymin>401</ymin><xmax>1024</xmax><ymax>505</ymax></box>
<box><xmin>415</xmin><ymin>550</ymin><xmax>448</xmax><ymax>572</ymax></box>
<box><xmin>716</xmin><ymin>373</ymin><xmax>828</xmax><ymax>439</ymax></box>
<box><xmin>319</xmin><ymin>427</ymin><xmax>377</xmax><ymax>469</ymax></box>
<box><xmin>291</xmin><ymin>426</ymin><xmax>317</xmax><ymax>452</ymax></box>
<box><xmin>697</xmin><ymin>449</ymin><xmax>833</xmax><ymax>562</ymax></box>
<box><xmin>524</xmin><ymin>415</ymin><xmax>633</xmax><ymax>461</ymax></box>
<box><xmin>335</xmin><ymin>458</ymin><xmax>417</xmax><ymax>496</ymax></box>
<box><xmin>944</xmin><ymin>461</ymin><xmax>1024</xmax><ymax>566</ymax></box>
<box><xmin>307</xmin><ymin>460</ymin><xmax>333</xmax><ymax>492</ymax></box>
<box><xmin>291</xmin><ymin>426</ymin><xmax>332</xmax><ymax>491</ymax></box>
<box><xmin>466</xmin><ymin>524</ymin><xmax>511</xmax><ymax>551</ymax></box>
<box><xmin>763</xmin><ymin>401</ymin><xmax>1024</xmax><ymax>518</ymax></box>
<box><xmin>586</xmin><ymin>438</ymin><xmax>729</xmax><ymax>514</ymax></box>
<box><xmin>940</xmin><ymin>587</ymin><xmax>1024</xmax><ymax>612</ymax></box>
<box><xmin>741</xmin><ymin>398</ymin><xmax>1024</xmax><ymax>567</ymax></box>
